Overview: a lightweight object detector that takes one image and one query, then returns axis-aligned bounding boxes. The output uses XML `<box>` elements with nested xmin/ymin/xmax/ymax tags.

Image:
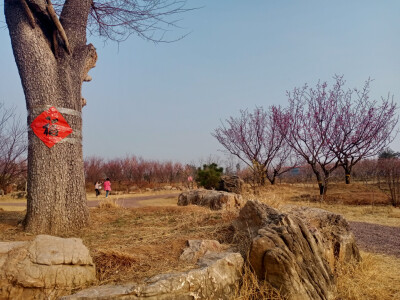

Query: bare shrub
<box><xmin>377</xmin><ymin>158</ymin><xmax>400</xmax><ymax>206</ymax></box>
<box><xmin>98</xmin><ymin>199</ymin><xmax>120</xmax><ymax>209</ymax></box>
<box><xmin>0</xmin><ymin>103</ymin><xmax>27</xmax><ymax>194</ymax></box>
<box><xmin>93</xmin><ymin>249</ymin><xmax>143</xmax><ymax>283</ymax></box>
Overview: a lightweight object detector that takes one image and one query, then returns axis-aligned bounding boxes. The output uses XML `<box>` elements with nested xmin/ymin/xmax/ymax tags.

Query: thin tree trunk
<box><xmin>5</xmin><ymin>0</ymin><xmax>95</xmax><ymax>234</ymax></box>
<box><xmin>321</xmin><ymin>170</ymin><xmax>331</xmax><ymax>201</ymax></box>
<box><xmin>260</xmin><ymin>175</ymin><xmax>266</xmax><ymax>185</ymax></box>
<box><xmin>310</xmin><ymin>164</ymin><xmax>324</xmax><ymax>196</ymax></box>
<box><xmin>318</xmin><ymin>182</ymin><xmax>324</xmax><ymax>196</ymax></box>
<box><xmin>322</xmin><ymin>178</ymin><xmax>329</xmax><ymax>196</ymax></box>
<box><xmin>266</xmin><ymin>170</ymin><xmax>278</xmax><ymax>185</ymax></box>
<box><xmin>344</xmin><ymin>166</ymin><xmax>352</xmax><ymax>184</ymax></box>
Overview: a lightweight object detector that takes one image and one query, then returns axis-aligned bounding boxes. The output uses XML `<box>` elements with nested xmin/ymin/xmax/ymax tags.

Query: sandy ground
<box><xmin>349</xmin><ymin>221</ymin><xmax>400</xmax><ymax>258</ymax></box>
<box><xmin>0</xmin><ymin>193</ymin><xmax>180</xmax><ymax>208</ymax></box>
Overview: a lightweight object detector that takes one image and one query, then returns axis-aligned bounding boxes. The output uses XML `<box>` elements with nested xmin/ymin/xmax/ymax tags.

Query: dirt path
<box><xmin>87</xmin><ymin>193</ymin><xmax>179</xmax><ymax>208</ymax></box>
<box><xmin>0</xmin><ymin>193</ymin><xmax>179</xmax><ymax>208</ymax></box>
<box><xmin>349</xmin><ymin>221</ymin><xmax>400</xmax><ymax>258</ymax></box>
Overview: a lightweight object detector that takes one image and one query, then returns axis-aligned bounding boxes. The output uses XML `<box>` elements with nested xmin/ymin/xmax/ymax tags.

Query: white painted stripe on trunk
<box><xmin>29</xmin><ymin>105</ymin><xmax>81</xmax><ymax>117</ymax></box>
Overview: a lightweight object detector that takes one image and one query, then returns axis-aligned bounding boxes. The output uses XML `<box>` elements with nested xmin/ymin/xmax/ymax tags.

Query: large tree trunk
<box><xmin>5</xmin><ymin>0</ymin><xmax>95</xmax><ymax>234</ymax></box>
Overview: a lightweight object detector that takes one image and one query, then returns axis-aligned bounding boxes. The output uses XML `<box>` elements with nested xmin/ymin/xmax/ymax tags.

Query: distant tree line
<box><xmin>84</xmin><ymin>155</ymin><xmax>196</xmax><ymax>190</ymax></box>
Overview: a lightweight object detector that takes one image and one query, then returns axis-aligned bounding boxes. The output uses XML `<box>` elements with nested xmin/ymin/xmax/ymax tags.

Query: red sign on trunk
<box><xmin>30</xmin><ymin>106</ymin><xmax>73</xmax><ymax>148</ymax></box>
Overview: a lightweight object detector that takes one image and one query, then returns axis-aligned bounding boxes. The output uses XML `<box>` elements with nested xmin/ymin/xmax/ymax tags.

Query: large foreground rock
<box><xmin>233</xmin><ymin>200</ymin><xmax>360</xmax><ymax>300</ymax></box>
<box><xmin>0</xmin><ymin>235</ymin><xmax>96</xmax><ymax>300</ymax></box>
<box><xmin>62</xmin><ymin>251</ymin><xmax>244</xmax><ymax>300</ymax></box>
<box><xmin>281</xmin><ymin>205</ymin><xmax>361</xmax><ymax>269</ymax></box>
<box><xmin>178</xmin><ymin>189</ymin><xmax>244</xmax><ymax>210</ymax></box>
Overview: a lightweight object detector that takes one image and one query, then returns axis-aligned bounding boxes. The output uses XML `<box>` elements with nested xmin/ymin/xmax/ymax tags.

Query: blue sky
<box><xmin>1</xmin><ymin>1</ymin><xmax>399</xmax><ymax>164</ymax></box>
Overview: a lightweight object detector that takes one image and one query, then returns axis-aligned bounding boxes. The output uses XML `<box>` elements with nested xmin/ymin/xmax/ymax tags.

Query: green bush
<box><xmin>195</xmin><ymin>163</ymin><xmax>223</xmax><ymax>190</ymax></box>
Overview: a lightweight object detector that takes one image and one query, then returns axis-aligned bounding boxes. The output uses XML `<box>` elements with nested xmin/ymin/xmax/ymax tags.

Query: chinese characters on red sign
<box><xmin>30</xmin><ymin>106</ymin><xmax>73</xmax><ymax>148</ymax></box>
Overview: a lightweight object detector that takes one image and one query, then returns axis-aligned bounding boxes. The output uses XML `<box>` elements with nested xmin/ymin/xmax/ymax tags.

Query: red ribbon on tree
<box><xmin>30</xmin><ymin>106</ymin><xmax>73</xmax><ymax>148</ymax></box>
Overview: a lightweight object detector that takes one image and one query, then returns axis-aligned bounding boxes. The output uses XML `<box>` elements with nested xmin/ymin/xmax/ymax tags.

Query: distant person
<box><xmin>187</xmin><ymin>176</ymin><xmax>193</xmax><ymax>189</ymax></box>
<box><xmin>94</xmin><ymin>181</ymin><xmax>102</xmax><ymax>197</ymax></box>
<box><xmin>103</xmin><ymin>178</ymin><xmax>111</xmax><ymax>198</ymax></box>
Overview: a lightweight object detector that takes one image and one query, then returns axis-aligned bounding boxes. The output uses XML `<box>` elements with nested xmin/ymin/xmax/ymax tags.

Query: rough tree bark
<box><xmin>4</xmin><ymin>0</ymin><xmax>96</xmax><ymax>234</ymax></box>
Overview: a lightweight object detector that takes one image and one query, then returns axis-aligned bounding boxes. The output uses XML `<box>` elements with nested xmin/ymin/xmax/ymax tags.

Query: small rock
<box><xmin>180</xmin><ymin>240</ymin><xmax>227</xmax><ymax>262</ymax></box>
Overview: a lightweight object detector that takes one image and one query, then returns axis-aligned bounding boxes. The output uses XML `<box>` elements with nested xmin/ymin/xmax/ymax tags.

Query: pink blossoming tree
<box><xmin>273</xmin><ymin>80</ymin><xmax>341</xmax><ymax>196</ymax></box>
<box><xmin>213</xmin><ymin>107</ymin><xmax>297</xmax><ymax>186</ymax></box>
<box><xmin>273</xmin><ymin>76</ymin><xmax>398</xmax><ymax>197</ymax></box>
<box><xmin>328</xmin><ymin>77</ymin><xmax>398</xmax><ymax>184</ymax></box>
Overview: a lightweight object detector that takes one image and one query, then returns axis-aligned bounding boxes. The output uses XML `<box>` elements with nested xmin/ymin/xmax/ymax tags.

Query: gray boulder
<box><xmin>178</xmin><ymin>189</ymin><xmax>244</xmax><ymax>210</ymax></box>
<box><xmin>219</xmin><ymin>175</ymin><xmax>244</xmax><ymax>194</ymax></box>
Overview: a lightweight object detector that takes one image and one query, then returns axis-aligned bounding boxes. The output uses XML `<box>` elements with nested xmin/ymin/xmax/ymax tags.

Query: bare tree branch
<box><xmin>0</xmin><ymin>103</ymin><xmax>27</xmax><ymax>194</ymax></box>
<box><xmin>46</xmin><ymin>0</ymin><xmax>71</xmax><ymax>54</ymax></box>
<box><xmin>51</xmin><ymin>0</ymin><xmax>195</xmax><ymax>43</ymax></box>
<box><xmin>20</xmin><ymin>0</ymin><xmax>36</xmax><ymax>28</ymax></box>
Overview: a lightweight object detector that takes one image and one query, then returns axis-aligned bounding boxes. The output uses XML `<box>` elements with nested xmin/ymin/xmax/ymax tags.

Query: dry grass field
<box><xmin>0</xmin><ymin>182</ymin><xmax>399</xmax><ymax>299</ymax></box>
<box><xmin>248</xmin><ymin>183</ymin><xmax>400</xmax><ymax>227</ymax></box>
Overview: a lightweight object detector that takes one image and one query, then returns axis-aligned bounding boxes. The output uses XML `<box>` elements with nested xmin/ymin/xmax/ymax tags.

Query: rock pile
<box><xmin>1</xmin><ymin>201</ymin><xmax>360</xmax><ymax>300</ymax></box>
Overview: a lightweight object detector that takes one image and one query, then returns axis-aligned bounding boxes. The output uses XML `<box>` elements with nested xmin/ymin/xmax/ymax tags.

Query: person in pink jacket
<box><xmin>103</xmin><ymin>178</ymin><xmax>111</xmax><ymax>198</ymax></box>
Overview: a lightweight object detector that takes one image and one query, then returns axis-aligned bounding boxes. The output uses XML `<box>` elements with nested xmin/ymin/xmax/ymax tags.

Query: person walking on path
<box><xmin>187</xmin><ymin>176</ymin><xmax>193</xmax><ymax>189</ymax></box>
<box><xmin>103</xmin><ymin>178</ymin><xmax>111</xmax><ymax>198</ymax></box>
<box><xmin>94</xmin><ymin>181</ymin><xmax>102</xmax><ymax>197</ymax></box>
